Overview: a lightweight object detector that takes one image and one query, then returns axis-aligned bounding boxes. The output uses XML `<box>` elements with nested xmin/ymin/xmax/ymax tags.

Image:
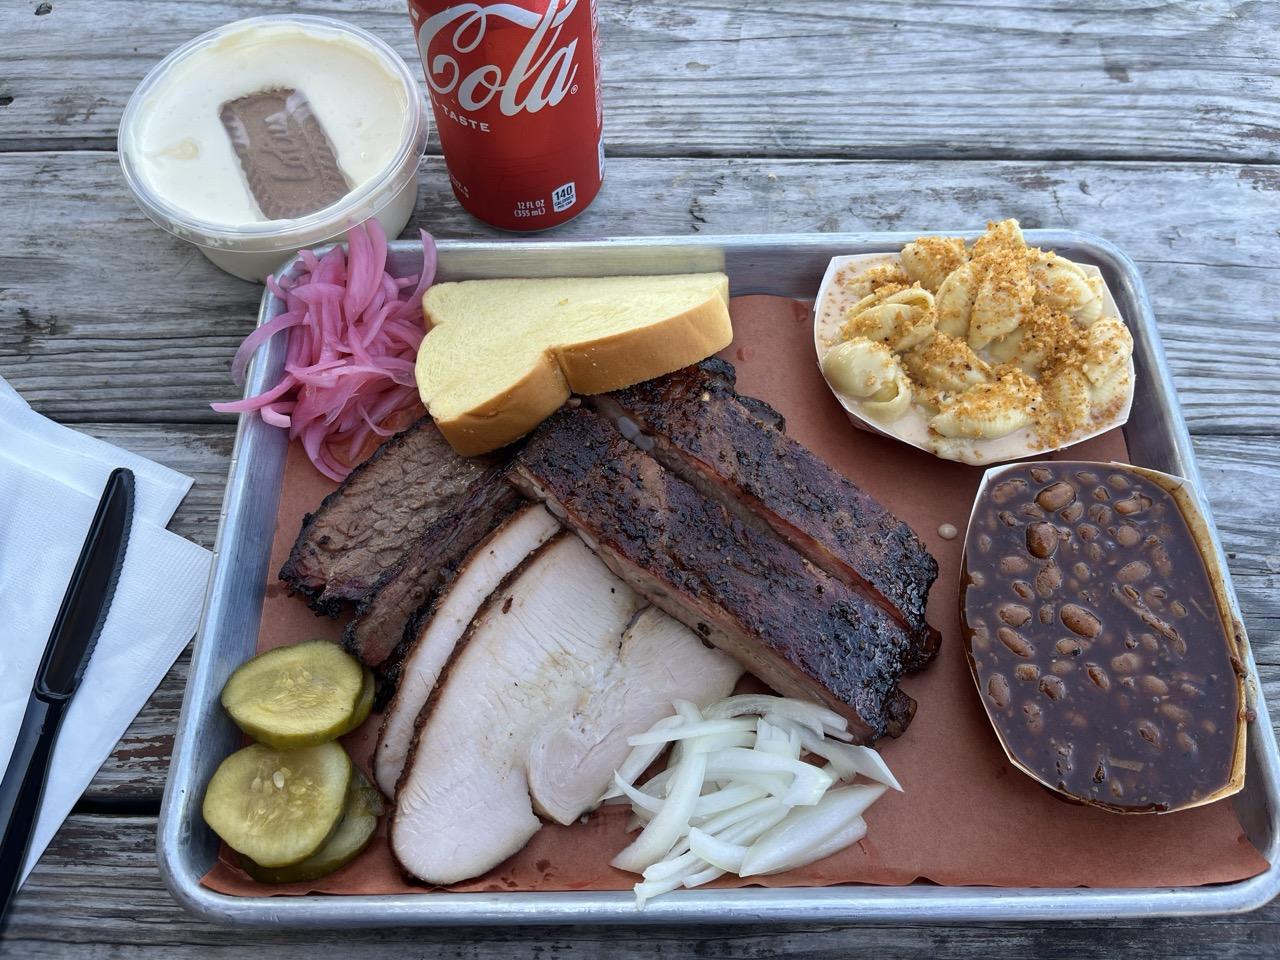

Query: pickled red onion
<box><xmin>211</xmin><ymin>221</ymin><xmax>437</xmax><ymax>481</ymax></box>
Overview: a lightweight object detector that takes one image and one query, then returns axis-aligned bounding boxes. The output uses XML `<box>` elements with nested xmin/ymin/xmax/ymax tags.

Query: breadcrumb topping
<box><xmin>828</xmin><ymin>219</ymin><xmax>1134</xmax><ymax>451</ymax></box>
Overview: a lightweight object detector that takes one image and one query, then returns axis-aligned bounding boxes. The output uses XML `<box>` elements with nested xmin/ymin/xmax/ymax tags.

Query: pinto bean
<box><xmin>960</xmin><ymin>461</ymin><xmax>1241</xmax><ymax>812</ymax></box>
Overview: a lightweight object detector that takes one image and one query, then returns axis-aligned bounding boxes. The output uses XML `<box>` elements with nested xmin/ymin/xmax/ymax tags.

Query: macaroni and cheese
<box><xmin>816</xmin><ymin>220</ymin><xmax>1134</xmax><ymax>463</ymax></box>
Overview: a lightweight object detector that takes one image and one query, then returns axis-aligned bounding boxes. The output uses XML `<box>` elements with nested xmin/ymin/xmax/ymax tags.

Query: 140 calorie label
<box><xmin>513</xmin><ymin>181</ymin><xmax>578</xmax><ymax>220</ymax></box>
<box><xmin>552</xmin><ymin>181</ymin><xmax>577</xmax><ymax>212</ymax></box>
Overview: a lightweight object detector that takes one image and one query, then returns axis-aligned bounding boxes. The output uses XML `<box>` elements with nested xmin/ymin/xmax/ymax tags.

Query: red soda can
<box><xmin>407</xmin><ymin>0</ymin><xmax>604</xmax><ymax>231</ymax></box>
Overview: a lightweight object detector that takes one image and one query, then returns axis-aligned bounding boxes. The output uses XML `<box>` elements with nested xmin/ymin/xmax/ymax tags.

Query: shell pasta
<box><xmin>818</xmin><ymin>220</ymin><xmax>1135</xmax><ymax>460</ymax></box>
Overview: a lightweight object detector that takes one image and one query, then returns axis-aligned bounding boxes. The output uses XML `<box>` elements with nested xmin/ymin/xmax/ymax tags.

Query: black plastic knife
<box><xmin>0</xmin><ymin>467</ymin><xmax>135</xmax><ymax>925</ymax></box>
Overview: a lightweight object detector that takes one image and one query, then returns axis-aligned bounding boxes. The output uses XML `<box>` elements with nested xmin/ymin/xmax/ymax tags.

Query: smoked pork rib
<box><xmin>591</xmin><ymin>359</ymin><xmax>940</xmax><ymax>668</ymax></box>
<box><xmin>279</xmin><ymin>418</ymin><xmax>497</xmax><ymax>615</ymax></box>
<box><xmin>342</xmin><ymin>472</ymin><xmax>521</xmax><ymax>670</ymax></box>
<box><xmin>511</xmin><ymin>407</ymin><xmax>917</xmax><ymax>742</ymax></box>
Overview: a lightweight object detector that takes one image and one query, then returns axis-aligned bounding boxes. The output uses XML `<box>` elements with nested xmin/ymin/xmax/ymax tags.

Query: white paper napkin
<box><xmin>0</xmin><ymin>377</ymin><xmax>212</xmax><ymax>883</ymax></box>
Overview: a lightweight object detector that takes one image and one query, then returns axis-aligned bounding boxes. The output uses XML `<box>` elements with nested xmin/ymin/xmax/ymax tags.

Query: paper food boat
<box><xmin>812</xmin><ymin>252</ymin><xmax>1136</xmax><ymax>466</ymax></box>
<box><xmin>958</xmin><ymin>460</ymin><xmax>1250</xmax><ymax>814</ymax></box>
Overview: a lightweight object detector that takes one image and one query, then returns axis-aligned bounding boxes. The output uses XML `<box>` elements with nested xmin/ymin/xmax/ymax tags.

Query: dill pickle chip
<box><xmin>240</xmin><ymin>769</ymin><xmax>383</xmax><ymax>884</ymax></box>
<box><xmin>335</xmin><ymin>667</ymin><xmax>375</xmax><ymax>738</ymax></box>
<box><xmin>221</xmin><ymin>640</ymin><xmax>366</xmax><ymax>748</ymax></box>
<box><xmin>203</xmin><ymin>741</ymin><xmax>351</xmax><ymax>867</ymax></box>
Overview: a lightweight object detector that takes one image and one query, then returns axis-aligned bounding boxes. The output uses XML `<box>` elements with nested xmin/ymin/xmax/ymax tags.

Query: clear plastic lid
<box><xmin>118</xmin><ymin>15</ymin><xmax>429</xmax><ymax>252</ymax></box>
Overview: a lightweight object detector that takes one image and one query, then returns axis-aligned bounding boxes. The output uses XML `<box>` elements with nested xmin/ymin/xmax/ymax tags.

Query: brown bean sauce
<box><xmin>961</xmin><ymin>462</ymin><xmax>1242</xmax><ymax>812</ymax></box>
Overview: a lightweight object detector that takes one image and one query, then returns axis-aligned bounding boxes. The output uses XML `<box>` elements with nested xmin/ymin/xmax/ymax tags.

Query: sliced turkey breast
<box><xmin>392</xmin><ymin>534</ymin><xmax>642</xmax><ymax>884</ymax></box>
<box><xmin>373</xmin><ymin>504</ymin><xmax>561</xmax><ymax>796</ymax></box>
<box><xmin>391</xmin><ymin>534</ymin><xmax>741</xmax><ymax>885</ymax></box>
<box><xmin>526</xmin><ymin>606</ymin><xmax>742</xmax><ymax>826</ymax></box>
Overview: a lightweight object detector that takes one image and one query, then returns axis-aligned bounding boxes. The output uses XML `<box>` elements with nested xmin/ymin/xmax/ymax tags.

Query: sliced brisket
<box><xmin>342</xmin><ymin>472</ymin><xmax>521</xmax><ymax>670</ymax></box>
<box><xmin>511</xmin><ymin>407</ymin><xmax>917</xmax><ymax>742</ymax></box>
<box><xmin>278</xmin><ymin>418</ymin><xmax>495</xmax><ymax>616</ymax></box>
<box><xmin>591</xmin><ymin>360</ymin><xmax>939</xmax><ymax>668</ymax></box>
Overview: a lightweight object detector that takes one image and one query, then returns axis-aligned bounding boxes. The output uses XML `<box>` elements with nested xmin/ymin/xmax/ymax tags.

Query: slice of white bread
<box><xmin>415</xmin><ymin>273</ymin><xmax>732</xmax><ymax>455</ymax></box>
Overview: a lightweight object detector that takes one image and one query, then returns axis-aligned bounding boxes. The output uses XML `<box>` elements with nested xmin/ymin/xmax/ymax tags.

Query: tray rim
<box><xmin>157</xmin><ymin>230</ymin><xmax>1280</xmax><ymax>926</ymax></box>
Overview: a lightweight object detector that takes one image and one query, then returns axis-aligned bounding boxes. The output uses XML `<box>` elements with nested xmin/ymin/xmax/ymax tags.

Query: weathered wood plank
<box><xmin>73</xmin><ymin>426</ymin><xmax>1280</xmax><ymax>801</ymax></box>
<box><xmin>1</xmin><ymin>1</ymin><xmax>1277</xmax><ymax>161</ymax></box>
<box><xmin>1190</xmin><ymin>436</ymin><xmax>1280</xmax><ymax>647</ymax></box>
<box><xmin>78</xmin><ymin>423</ymin><xmax>234</xmax><ymax>550</ymax></box>
<box><xmin>4</xmin><ymin>814</ymin><xmax>1280</xmax><ymax>957</ymax></box>
<box><xmin>2</xmin><ymin>153</ymin><xmax>1277</xmax><ymax>433</ymax></box>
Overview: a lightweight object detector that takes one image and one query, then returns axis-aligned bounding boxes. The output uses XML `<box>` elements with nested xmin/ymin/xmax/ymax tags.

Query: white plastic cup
<box><xmin>118</xmin><ymin>15</ymin><xmax>430</xmax><ymax>283</ymax></box>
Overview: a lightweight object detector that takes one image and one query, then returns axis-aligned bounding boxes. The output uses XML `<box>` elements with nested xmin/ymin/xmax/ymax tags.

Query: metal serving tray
<box><xmin>158</xmin><ymin>232</ymin><xmax>1280</xmax><ymax>926</ymax></box>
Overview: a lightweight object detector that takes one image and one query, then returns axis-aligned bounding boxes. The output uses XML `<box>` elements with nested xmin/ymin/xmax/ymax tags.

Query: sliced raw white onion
<box><xmin>669</xmin><ymin>699</ymin><xmax>704</xmax><ymax>765</ymax></box>
<box><xmin>611</xmin><ymin>750</ymin><xmax>707</xmax><ymax>873</ymax></box>
<box><xmin>634</xmin><ymin>876</ymin><xmax>684</xmax><ymax>909</ymax></box>
<box><xmin>700</xmin><ymin>746</ymin><xmax>811</xmax><ymax>778</ymax></box>
<box><xmin>614</xmin><ymin>694</ymin><xmax>898</xmax><ymax>908</ymax></box>
<box><xmin>780</xmin><ymin>767</ymin><xmax>836</xmax><ymax>808</ymax></box>
<box><xmin>738</xmin><ymin>784</ymin><xmax>884</xmax><ymax>877</ymax></box>
<box><xmin>661</xmin><ymin>805</ymin><xmax>794</xmax><ymax>893</ymax></box>
<box><xmin>691</xmin><ymin>783</ymin><xmax>767</xmax><ymax>818</ymax></box>
<box><xmin>642</xmin><ymin>848</ymin><xmax>700</xmax><ymax>882</ymax></box>
<box><xmin>719</xmin><ymin>806</ymin><xmax>792</xmax><ymax>848</ymax></box>
<box><xmin>604</xmin><ymin>714</ymin><xmax>684</xmax><ymax>799</ymax></box>
<box><xmin>769</xmin><ymin>717</ymin><xmax>904</xmax><ymax>791</ymax></box>
<box><xmin>753</xmin><ymin>718</ymin><xmax>802</xmax><ymax>759</ymax></box>
<box><xmin>639</xmin><ymin>767</ymin><xmax>675</xmax><ymax>797</ymax></box>
<box><xmin>714</xmin><ymin>770</ymin><xmax>792</xmax><ymax>799</ymax></box>
<box><xmin>627</xmin><ymin>717</ymin><xmax>757</xmax><ymax>747</ymax></box>
<box><xmin>687</xmin><ymin>828</ymin><xmax>747</xmax><ymax>873</ymax></box>
<box><xmin>688</xmin><ymin>731</ymin><xmax>757</xmax><ymax>754</ymax></box>
<box><xmin>824</xmin><ymin>742</ymin><xmax>901</xmax><ymax>792</ymax></box>
<box><xmin>749</xmin><ymin>814</ymin><xmax>868</xmax><ymax>878</ymax></box>
<box><xmin>694</xmin><ymin>796</ymin><xmax>786</xmax><ymax>838</ymax></box>
<box><xmin>611</xmin><ymin>773</ymin><xmax>664</xmax><ymax>816</ymax></box>
<box><xmin>703</xmin><ymin>748</ymin><xmax>834</xmax><ymax>806</ymax></box>
<box><xmin>680</xmin><ymin>865</ymin><xmax>725</xmax><ymax>889</ymax></box>
<box><xmin>704</xmin><ymin>695</ymin><xmax>848</xmax><ymax>738</ymax></box>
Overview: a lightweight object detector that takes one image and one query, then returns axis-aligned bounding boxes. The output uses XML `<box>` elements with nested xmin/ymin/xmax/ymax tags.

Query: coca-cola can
<box><xmin>407</xmin><ymin>0</ymin><xmax>604</xmax><ymax>231</ymax></box>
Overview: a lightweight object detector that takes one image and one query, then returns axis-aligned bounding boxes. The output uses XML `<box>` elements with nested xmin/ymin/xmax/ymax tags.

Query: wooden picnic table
<box><xmin>2</xmin><ymin>0</ymin><xmax>1278</xmax><ymax>955</ymax></box>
